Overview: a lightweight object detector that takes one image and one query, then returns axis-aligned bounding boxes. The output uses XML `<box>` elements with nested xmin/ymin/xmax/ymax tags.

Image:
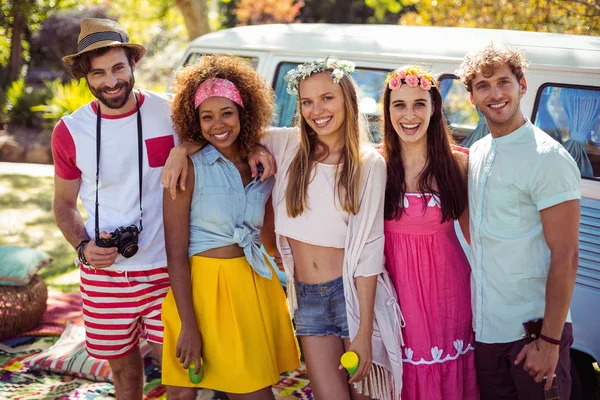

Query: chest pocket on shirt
<box><xmin>487</xmin><ymin>184</ymin><xmax>521</xmax><ymax>234</ymax></box>
<box><xmin>145</xmin><ymin>135</ymin><xmax>175</xmax><ymax>168</ymax></box>
<box><xmin>198</xmin><ymin>186</ymin><xmax>234</xmax><ymax>225</ymax></box>
<box><xmin>249</xmin><ymin>192</ymin><xmax>268</xmax><ymax>227</ymax></box>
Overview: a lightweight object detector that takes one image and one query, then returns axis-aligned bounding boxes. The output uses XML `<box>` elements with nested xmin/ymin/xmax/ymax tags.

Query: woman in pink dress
<box><xmin>380</xmin><ymin>66</ymin><xmax>478</xmax><ymax>399</ymax></box>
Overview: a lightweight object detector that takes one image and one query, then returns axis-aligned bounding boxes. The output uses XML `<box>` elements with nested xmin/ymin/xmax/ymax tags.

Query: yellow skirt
<box><xmin>161</xmin><ymin>256</ymin><xmax>300</xmax><ymax>393</ymax></box>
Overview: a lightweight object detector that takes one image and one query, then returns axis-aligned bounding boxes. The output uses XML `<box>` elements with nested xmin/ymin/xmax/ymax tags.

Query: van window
<box><xmin>533</xmin><ymin>84</ymin><xmax>600</xmax><ymax>179</ymax></box>
<box><xmin>272</xmin><ymin>62</ymin><xmax>389</xmax><ymax>142</ymax></box>
<box><xmin>183</xmin><ymin>52</ymin><xmax>259</xmax><ymax>69</ymax></box>
<box><xmin>438</xmin><ymin>76</ymin><xmax>487</xmax><ymax>147</ymax></box>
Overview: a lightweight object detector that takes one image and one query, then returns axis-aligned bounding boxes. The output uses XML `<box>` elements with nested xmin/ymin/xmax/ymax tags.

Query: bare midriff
<box><xmin>194</xmin><ymin>244</ymin><xmax>245</xmax><ymax>259</ymax></box>
<box><xmin>288</xmin><ymin>237</ymin><xmax>344</xmax><ymax>284</ymax></box>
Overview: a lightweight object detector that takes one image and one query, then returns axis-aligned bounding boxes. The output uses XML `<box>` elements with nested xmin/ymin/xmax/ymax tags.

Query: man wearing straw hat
<box><xmin>51</xmin><ymin>18</ymin><xmax>273</xmax><ymax>399</ymax></box>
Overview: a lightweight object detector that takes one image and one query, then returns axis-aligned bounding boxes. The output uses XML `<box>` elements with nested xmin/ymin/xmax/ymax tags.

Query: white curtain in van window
<box><xmin>560</xmin><ymin>89</ymin><xmax>600</xmax><ymax>178</ymax></box>
<box><xmin>536</xmin><ymin>88</ymin><xmax>562</xmax><ymax>144</ymax></box>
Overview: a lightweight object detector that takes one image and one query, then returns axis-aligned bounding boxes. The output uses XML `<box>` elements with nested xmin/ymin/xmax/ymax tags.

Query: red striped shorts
<box><xmin>80</xmin><ymin>265</ymin><xmax>170</xmax><ymax>360</ymax></box>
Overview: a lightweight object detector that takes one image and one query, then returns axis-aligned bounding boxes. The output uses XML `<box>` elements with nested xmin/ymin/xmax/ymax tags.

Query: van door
<box><xmin>531</xmin><ymin>83</ymin><xmax>600</xmax><ymax>367</ymax></box>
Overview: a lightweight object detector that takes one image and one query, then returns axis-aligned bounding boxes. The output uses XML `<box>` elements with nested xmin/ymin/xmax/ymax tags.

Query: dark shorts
<box><xmin>293</xmin><ymin>276</ymin><xmax>349</xmax><ymax>339</ymax></box>
<box><xmin>475</xmin><ymin>323</ymin><xmax>573</xmax><ymax>400</ymax></box>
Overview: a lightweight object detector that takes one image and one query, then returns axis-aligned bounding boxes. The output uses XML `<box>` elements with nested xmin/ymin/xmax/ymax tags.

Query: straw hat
<box><xmin>62</xmin><ymin>18</ymin><xmax>146</xmax><ymax>65</ymax></box>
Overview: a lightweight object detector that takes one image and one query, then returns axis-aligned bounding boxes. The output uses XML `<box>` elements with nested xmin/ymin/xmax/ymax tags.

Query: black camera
<box><xmin>96</xmin><ymin>225</ymin><xmax>140</xmax><ymax>258</ymax></box>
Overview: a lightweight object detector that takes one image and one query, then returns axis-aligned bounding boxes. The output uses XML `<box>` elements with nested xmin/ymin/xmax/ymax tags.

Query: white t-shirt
<box><xmin>51</xmin><ymin>90</ymin><xmax>177</xmax><ymax>271</ymax></box>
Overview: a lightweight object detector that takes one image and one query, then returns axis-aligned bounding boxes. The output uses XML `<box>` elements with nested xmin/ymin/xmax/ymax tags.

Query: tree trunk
<box><xmin>175</xmin><ymin>0</ymin><xmax>211</xmax><ymax>41</ymax></box>
<box><xmin>3</xmin><ymin>7</ymin><xmax>26</xmax><ymax>90</ymax></box>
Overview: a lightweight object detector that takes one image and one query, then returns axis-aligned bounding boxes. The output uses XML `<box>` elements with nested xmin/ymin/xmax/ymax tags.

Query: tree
<box><xmin>300</xmin><ymin>0</ymin><xmax>380</xmax><ymax>23</ymax></box>
<box><xmin>218</xmin><ymin>0</ymin><xmax>240</xmax><ymax>28</ymax></box>
<box><xmin>219</xmin><ymin>0</ymin><xmax>389</xmax><ymax>27</ymax></box>
<box><xmin>236</xmin><ymin>0</ymin><xmax>304</xmax><ymax>25</ymax></box>
<box><xmin>365</xmin><ymin>0</ymin><xmax>600</xmax><ymax>35</ymax></box>
<box><xmin>0</xmin><ymin>0</ymin><xmax>78</xmax><ymax>91</ymax></box>
<box><xmin>174</xmin><ymin>0</ymin><xmax>210</xmax><ymax>40</ymax></box>
<box><xmin>28</xmin><ymin>7</ymin><xmax>111</xmax><ymax>83</ymax></box>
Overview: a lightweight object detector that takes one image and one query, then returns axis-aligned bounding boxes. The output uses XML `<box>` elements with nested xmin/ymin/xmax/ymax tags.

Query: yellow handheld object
<box><xmin>188</xmin><ymin>360</ymin><xmax>203</xmax><ymax>384</ymax></box>
<box><xmin>340</xmin><ymin>351</ymin><xmax>359</xmax><ymax>377</ymax></box>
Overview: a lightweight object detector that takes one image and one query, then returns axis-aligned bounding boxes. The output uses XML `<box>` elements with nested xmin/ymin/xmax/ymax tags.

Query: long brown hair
<box><xmin>381</xmin><ymin>73</ymin><xmax>467</xmax><ymax>222</ymax></box>
<box><xmin>285</xmin><ymin>73</ymin><xmax>367</xmax><ymax>217</ymax></box>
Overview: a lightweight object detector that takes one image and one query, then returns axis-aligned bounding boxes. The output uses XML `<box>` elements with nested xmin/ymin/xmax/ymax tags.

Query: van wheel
<box><xmin>571</xmin><ymin>350</ymin><xmax>598</xmax><ymax>400</ymax></box>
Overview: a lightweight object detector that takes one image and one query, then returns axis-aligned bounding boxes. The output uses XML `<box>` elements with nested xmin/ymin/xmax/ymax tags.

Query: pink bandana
<box><xmin>193</xmin><ymin>78</ymin><xmax>244</xmax><ymax>109</ymax></box>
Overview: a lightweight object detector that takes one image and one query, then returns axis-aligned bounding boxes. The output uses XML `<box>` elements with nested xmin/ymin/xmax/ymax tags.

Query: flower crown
<box><xmin>285</xmin><ymin>57</ymin><xmax>356</xmax><ymax>96</ymax></box>
<box><xmin>385</xmin><ymin>66</ymin><xmax>436</xmax><ymax>91</ymax></box>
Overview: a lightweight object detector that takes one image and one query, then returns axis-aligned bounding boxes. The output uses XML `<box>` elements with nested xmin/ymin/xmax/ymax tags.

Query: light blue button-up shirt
<box><xmin>188</xmin><ymin>145</ymin><xmax>275</xmax><ymax>279</ymax></box>
<box><xmin>468</xmin><ymin>121</ymin><xmax>580</xmax><ymax>343</ymax></box>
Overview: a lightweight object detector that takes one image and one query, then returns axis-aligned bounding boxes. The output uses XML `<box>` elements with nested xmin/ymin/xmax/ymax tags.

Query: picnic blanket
<box><xmin>0</xmin><ymin>291</ymin><xmax>313</xmax><ymax>399</ymax></box>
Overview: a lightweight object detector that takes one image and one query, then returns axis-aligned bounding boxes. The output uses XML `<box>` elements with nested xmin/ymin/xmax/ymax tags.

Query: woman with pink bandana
<box><xmin>160</xmin><ymin>56</ymin><xmax>300</xmax><ymax>400</ymax></box>
<box><xmin>380</xmin><ymin>66</ymin><xmax>478</xmax><ymax>399</ymax></box>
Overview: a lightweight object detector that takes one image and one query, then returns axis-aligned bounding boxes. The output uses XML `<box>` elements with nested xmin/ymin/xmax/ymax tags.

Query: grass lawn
<box><xmin>0</xmin><ymin>170</ymin><xmax>81</xmax><ymax>292</ymax></box>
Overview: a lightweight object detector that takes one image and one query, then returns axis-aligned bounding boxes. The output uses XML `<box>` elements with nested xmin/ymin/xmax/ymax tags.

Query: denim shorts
<box><xmin>294</xmin><ymin>276</ymin><xmax>349</xmax><ymax>339</ymax></box>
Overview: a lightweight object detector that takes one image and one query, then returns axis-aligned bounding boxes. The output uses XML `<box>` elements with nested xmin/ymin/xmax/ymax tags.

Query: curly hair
<box><xmin>170</xmin><ymin>55</ymin><xmax>274</xmax><ymax>158</ymax></box>
<box><xmin>455</xmin><ymin>43</ymin><xmax>529</xmax><ymax>93</ymax></box>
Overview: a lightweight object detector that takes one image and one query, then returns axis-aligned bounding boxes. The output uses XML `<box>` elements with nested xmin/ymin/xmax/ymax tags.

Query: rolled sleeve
<box><xmin>531</xmin><ymin>148</ymin><xmax>581</xmax><ymax>211</ymax></box>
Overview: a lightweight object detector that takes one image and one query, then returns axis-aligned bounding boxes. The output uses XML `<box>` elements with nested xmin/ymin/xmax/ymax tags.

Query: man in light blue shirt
<box><xmin>456</xmin><ymin>44</ymin><xmax>581</xmax><ymax>400</ymax></box>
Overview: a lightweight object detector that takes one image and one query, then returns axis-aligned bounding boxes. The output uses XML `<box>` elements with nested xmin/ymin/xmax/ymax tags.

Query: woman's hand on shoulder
<box><xmin>248</xmin><ymin>145</ymin><xmax>277</xmax><ymax>181</ymax></box>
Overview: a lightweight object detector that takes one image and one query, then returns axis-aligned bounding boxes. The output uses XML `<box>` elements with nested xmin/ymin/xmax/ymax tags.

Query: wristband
<box><xmin>539</xmin><ymin>333</ymin><xmax>561</xmax><ymax>345</ymax></box>
<box><xmin>77</xmin><ymin>240</ymin><xmax>91</xmax><ymax>266</ymax></box>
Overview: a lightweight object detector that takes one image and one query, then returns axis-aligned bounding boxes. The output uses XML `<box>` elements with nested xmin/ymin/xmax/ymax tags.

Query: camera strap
<box><xmin>94</xmin><ymin>91</ymin><xmax>144</xmax><ymax>241</ymax></box>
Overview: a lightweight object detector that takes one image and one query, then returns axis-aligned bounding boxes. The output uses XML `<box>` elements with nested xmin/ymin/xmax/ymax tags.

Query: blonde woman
<box><xmin>260</xmin><ymin>58</ymin><xmax>403</xmax><ymax>400</ymax></box>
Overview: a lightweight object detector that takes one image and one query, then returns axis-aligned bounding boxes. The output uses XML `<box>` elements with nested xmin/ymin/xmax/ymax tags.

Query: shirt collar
<box><xmin>493</xmin><ymin>119</ymin><xmax>533</xmax><ymax>145</ymax></box>
<box><xmin>200</xmin><ymin>144</ymin><xmax>263</xmax><ymax>185</ymax></box>
<box><xmin>201</xmin><ymin>144</ymin><xmax>223</xmax><ymax>165</ymax></box>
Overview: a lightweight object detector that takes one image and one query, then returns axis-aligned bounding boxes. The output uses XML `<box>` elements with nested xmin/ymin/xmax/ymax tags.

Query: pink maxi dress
<box><xmin>384</xmin><ymin>193</ymin><xmax>478</xmax><ymax>400</ymax></box>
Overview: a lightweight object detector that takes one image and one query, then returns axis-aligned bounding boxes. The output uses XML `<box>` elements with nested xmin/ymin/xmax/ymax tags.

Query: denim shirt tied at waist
<box><xmin>188</xmin><ymin>145</ymin><xmax>275</xmax><ymax>279</ymax></box>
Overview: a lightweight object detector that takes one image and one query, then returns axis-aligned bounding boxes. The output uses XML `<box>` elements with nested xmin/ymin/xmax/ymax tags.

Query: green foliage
<box><xmin>365</xmin><ymin>0</ymin><xmax>412</xmax><ymax>20</ymax></box>
<box><xmin>388</xmin><ymin>0</ymin><xmax>600</xmax><ymax>36</ymax></box>
<box><xmin>0</xmin><ymin>0</ymin><xmax>80</xmax><ymax>66</ymax></box>
<box><xmin>92</xmin><ymin>0</ymin><xmax>187</xmax><ymax>54</ymax></box>
<box><xmin>28</xmin><ymin>6</ymin><xmax>111</xmax><ymax>81</ymax></box>
<box><xmin>0</xmin><ymin>27</ymin><xmax>9</xmax><ymax>67</ymax></box>
<box><xmin>31</xmin><ymin>79</ymin><xmax>94</xmax><ymax>126</ymax></box>
<box><xmin>2</xmin><ymin>78</ymin><xmax>50</xmax><ymax>126</ymax></box>
<box><xmin>219</xmin><ymin>0</ymin><xmax>241</xmax><ymax>28</ymax></box>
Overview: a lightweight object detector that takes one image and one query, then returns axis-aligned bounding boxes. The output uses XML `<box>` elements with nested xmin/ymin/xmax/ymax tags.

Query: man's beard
<box><xmin>89</xmin><ymin>75</ymin><xmax>135</xmax><ymax>110</ymax></box>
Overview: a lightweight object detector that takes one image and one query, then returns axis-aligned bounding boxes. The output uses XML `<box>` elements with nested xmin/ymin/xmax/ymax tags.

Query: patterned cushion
<box><xmin>22</xmin><ymin>322</ymin><xmax>152</xmax><ymax>382</ymax></box>
<box><xmin>0</xmin><ymin>246</ymin><xmax>53</xmax><ymax>286</ymax></box>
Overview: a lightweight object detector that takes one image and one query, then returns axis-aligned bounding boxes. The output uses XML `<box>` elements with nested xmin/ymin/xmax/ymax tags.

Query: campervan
<box><xmin>174</xmin><ymin>24</ymin><xmax>600</xmax><ymax>398</ymax></box>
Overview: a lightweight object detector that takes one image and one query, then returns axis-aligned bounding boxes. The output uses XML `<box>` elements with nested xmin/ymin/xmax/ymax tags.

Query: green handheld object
<box><xmin>188</xmin><ymin>360</ymin><xmax>203</xmax><ymax>384</ymax></box>
<box><xmin>340</xmin><ymin>351</ymin><xmax>359</xmax><ymax>377</ymax></box>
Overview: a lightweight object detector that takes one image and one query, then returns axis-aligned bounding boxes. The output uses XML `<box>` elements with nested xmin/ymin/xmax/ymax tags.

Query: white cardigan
<box><xmin>262</xmin><ymin>127</ymin><xmax>404</xmax><ymax>400</ymax></box>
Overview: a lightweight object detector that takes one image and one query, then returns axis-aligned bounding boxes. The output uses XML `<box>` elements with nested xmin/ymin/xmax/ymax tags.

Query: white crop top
<box><xmin>276</xmin><ymin>162</ymin><xmax>349</xmax><ymax>248</ymax></box>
